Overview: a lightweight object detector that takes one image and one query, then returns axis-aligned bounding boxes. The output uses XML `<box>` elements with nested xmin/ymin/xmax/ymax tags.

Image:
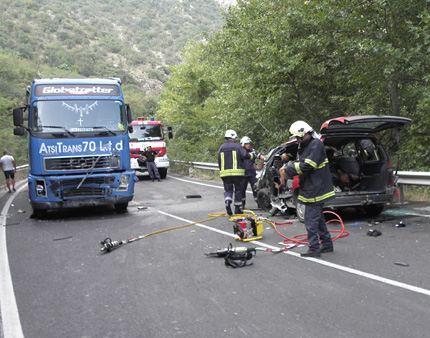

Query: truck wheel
<box><xmin>114</xmin><ymin>203</ymin><xmax>128</xmax><ymax>213</ymax></box>
<box><xmin>31</xmin><ymin>208</ymin><xmax>47</xmax><ymax>219</ymax></box>
<box><xmin>257</xmin><ymin>188</ymin><xmax>272</xmax><ymax>211</ymax></box>
<box><xmin>159</xmin><ymin>168</ymin><xmax>167</xmax><ymax>179</ymax></box>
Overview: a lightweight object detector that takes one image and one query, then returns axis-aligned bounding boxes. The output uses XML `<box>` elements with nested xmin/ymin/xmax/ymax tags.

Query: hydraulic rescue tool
<box><xmin>99</xmin><ymin>209</ymin><xmax>349</xmax><ymax>255</ymax></box>
<box><xmin>99</xmin><ymin>211</ymin><xmax>225</xmax><ymax>253</ymax></box>
<box><xmin>205</xmin><ymin>243</ymin><xmax>285</xmax><ymax>268</ymax></box>
<box><xmin>205</xmin><ymin>243</ymin><xmax>285</xmax><ymax>257</ymax></box>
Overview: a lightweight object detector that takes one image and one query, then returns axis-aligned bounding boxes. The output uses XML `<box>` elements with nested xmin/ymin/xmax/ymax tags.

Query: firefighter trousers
<box><xmin>222</xmin><ymin>176</ymin><xmax>243</xmax><ymax>207</ymax></box>
<box><xmin>304</xmin><ymin>203</ymin><xmax>333</xmax><ymax>252</ymax></box>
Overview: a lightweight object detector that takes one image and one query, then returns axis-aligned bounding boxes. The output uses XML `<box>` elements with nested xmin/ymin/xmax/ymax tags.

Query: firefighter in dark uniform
<box><xmin>218</xmin><ymin>130</ymin><xmax>257</xmax><ymax>216</ymax></box>
<box><xmin>286</xmin><ymin>121</ymin><xmax>336</xmax><ymax>257</ymax></box>
<box><xmin>239</xmin><ymin>136</ymin><xmax>265</xmax><ymax>209</ymax></box>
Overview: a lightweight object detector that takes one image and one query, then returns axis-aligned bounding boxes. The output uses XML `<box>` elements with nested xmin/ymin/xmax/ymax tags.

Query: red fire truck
<box><xmin>129</xmin><ymin>117</ymin><xmax>172</xmax><ymax>178</ymax></box>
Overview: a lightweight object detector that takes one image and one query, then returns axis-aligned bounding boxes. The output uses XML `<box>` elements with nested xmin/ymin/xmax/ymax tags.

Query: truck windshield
<box><xmin>129</xmin><ymin>124</ymin><xmax>163</xmax><ymax>141</ymax></box>
<box><xmin>32</xmin><ymin>100</ymin><xmax>127</xmax><ymax>133</ymax></box>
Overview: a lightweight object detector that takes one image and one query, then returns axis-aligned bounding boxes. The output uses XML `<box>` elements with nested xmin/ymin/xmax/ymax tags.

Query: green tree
<box><xmin>159</xmin><ymin>0</ymin><xmax>430</xmax><ymax>169</ymax></box>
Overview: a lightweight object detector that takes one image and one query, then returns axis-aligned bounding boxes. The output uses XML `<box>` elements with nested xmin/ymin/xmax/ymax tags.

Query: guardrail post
<box><xmin>398</xmin><ymin>184</ymin><xmax>405</xmax><ymax>204</ymax></box>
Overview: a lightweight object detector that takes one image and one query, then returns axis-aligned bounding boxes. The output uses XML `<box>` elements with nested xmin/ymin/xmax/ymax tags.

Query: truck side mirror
<box><xmin>14</xmin><ymin>127</ymin><xmax>25</xmax><ymax>136</ymax></box>
<box><xmin>126</xmin><ymin>104</ymin><xmax>133</xmax><ymax>133</ymax></box>
<box><xmin>167</xmin><ymin>126</ymin><xmax>173</xmax><ymax>139</ymax></box>
<box><xmin>13</xmin><ymin>107</ymin><xmax>24</xmax><ymax>126</ymax></box>
<box><xmin>126</xmin><ymin>104</ymin><xmax>132</xmax><ymax>124</ymax></box>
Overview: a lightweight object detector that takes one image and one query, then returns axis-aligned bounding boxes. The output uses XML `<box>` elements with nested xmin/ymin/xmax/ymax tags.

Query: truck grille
<box><xmin>62</xmin><ymin>187</ymin><xmax>110</xmax><ymax>198</ymax></box>
<box><xmin>59</xmin><ymin>176</ymin><xmax>115</xmax><ymax>186</ymax></box>
<box><xmin>44</xmin><ymin>155</ymin><xmax>120</xmax><ymax>172</ymax></box>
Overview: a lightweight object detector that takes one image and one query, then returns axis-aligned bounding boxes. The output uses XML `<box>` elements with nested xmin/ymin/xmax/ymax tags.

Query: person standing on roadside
<box><xmin>218</xmin><ymin>130</ymin><xmax>257</xmax><ymax>215</ymax></box>
<box><xmin>286</xmin><ymin>121</ymin><xmax>335</xmax><ymax>257</ymax></box>
<box><xmin>1</xmin><ymin>150</ymin><xmax>17</xmax><ymax>193</ymax></box>
<box><xmin>140</xmin><ymin>146</ymin><xmax>161</xmax><ymax>182</ymax></box>
<box><xmin>239</xmin><ymin>136</ymin><xmax>265</xmax><ymax>209</ymax></box>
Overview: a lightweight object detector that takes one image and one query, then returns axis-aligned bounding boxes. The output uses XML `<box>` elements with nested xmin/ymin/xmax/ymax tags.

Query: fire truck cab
<box><xmin>129</xmin><ymin>117</ymin><xmax>172</xmax><ymax>179</ymax></box>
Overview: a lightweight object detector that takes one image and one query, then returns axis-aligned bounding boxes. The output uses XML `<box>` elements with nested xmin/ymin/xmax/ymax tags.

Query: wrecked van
<box><xmin>255</xmin><ymin>115</ymin><xmax>412</xmax><ymax>221</ymax></box>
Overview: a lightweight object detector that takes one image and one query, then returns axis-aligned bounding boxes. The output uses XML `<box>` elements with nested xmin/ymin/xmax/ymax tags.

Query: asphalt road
<box><xmin>1</xmin><ymin>173</ymin><xmax>430</xmax><ymax>337</ymax></box>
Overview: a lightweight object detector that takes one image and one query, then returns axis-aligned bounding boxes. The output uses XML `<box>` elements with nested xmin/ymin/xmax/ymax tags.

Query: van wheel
<box><xmin>296</xmin><ymin>200</ymin><xmax>305</xmax><ymax>223</ymax></box>
<box><xmin>364</xmin><ymin>204</ymin><xmax>384</xmax><ymax>217</ymax></box>
<box><xmin>257</xmin><ymin>188</ymin><xmax>272</xmax><ymax>211</ymax></box>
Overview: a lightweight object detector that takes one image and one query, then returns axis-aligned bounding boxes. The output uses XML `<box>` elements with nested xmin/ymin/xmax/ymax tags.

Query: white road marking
<box><xmin>160</xmin><ymin>175</ymin><xmax>430</xmax><ymax>297</ymax></box>
<box><xmin>0</xmin><ymin>185</ymin><xmax>26</xmax><ymax>338</ymax></box>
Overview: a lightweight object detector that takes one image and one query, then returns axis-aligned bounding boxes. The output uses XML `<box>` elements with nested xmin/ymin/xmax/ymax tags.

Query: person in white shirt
<box><xmin>0</xmin><ymin>150</ymin><xmax>17</xmax><ymax>193</ymax></box>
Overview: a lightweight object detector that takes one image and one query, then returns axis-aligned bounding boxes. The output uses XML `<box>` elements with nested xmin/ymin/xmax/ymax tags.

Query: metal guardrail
<box><xmin>396</xmin><ymin>171</ymin><xmax>430</xmax><ymax>203</ymax></box>
<box><xmin>172</xmin><ymin>161</ymin><xmax>430</xmax><ymax>203</ymax></box>
<box><xmin>172</xmin><ymin>160</ymin><xmax>219</xmax><ymax>171</ymax></box>
<box><xmin>396</xmin><ymin>171</ymin><xmax>430</xmax><ymax>185</ymax></box>
<box><xmin>12</xmin><ymin>163</ymin><xmax>430</xmax><ymax>202</ymax></box>
<box><xmin>16</xmin><ymin>164</ymin><xmax>29</xmax><ymax>171</ymax></box>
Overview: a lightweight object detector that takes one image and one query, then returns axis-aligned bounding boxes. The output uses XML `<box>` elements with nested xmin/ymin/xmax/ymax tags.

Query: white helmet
<box><xmin>289</xmin><ymin>120</ymin><xmax>313</xmax><ymax>138</ymax></box>
<box><xmin>240</xmin><ymin>136</ymin><xmax>251</xmax><ymax>146</ymax></box>
<box><xmin>224</xmin><ymin>129</ymin><xmax>238</xmax><ymax>140</ymax></box>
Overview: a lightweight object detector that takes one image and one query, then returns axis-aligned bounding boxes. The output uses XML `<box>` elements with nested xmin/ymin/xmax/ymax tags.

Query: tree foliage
<box><xmin>159</xmin><ymin>0</ymin><xmax>430</xmax><ymax>169</ymax></box>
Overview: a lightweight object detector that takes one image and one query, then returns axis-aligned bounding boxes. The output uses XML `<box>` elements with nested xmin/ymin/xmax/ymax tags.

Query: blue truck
<box><xmin>12</xmin><ymin>78</ymin><xmax>136</xmax><ymax>216</ymax></box>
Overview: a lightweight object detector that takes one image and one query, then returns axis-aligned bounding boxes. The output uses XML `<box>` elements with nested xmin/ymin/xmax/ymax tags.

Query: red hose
<box><xmin>271</xmin><ymin>210</ymin><xmax>349</xmax><ymax>246</ymax></box>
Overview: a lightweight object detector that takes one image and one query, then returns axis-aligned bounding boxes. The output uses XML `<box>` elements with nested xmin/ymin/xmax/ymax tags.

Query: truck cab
<box><xmin>13</xmin><ymin>78</ymin><xmax>136</xmax><ymax>216</ymax></box>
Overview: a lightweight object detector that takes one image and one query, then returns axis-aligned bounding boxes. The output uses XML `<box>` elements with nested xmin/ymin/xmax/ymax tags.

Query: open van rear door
<box><xmin>320</xmin><ymin>116</ymin><xmax>412</xmax><ymax>135</ymax></box>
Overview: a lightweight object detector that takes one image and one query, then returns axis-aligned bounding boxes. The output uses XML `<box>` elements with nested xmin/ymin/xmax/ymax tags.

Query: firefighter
<box><xmin>239</xmin><ymin>136</ymin><xmax>265</xmax><ymax>209</ymax></box>
<box><xmin>286</xmin><ymin>121</ymin><xmax>336</xmax><ymax>257</ymax></box>
<box><xmin>218</xmin><ymin>130</ymin><xmax>257</xmax><ymax>215</ymax></box>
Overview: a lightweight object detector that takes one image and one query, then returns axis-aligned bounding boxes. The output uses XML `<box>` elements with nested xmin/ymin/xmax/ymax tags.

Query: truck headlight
<box><xmin>36</xmin><ymin>179</ymin><xmax>47</xmax><ymax>197</ymax></box>
<box><xmin>118</xmin><ymin>175</ymin><xmax>130</xmax><ymax>191</ymax></box>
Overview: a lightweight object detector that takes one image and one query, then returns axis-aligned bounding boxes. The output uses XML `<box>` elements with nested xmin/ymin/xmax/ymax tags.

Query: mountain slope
<box><xmin>0</xmin><ymin>0</ymin><xmax>226</xmax><ymax>93</ymax></box>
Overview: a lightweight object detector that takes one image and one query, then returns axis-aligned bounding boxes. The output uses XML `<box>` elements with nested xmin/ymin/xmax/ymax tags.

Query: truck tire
<box><xmin>114</xmin><ymin>203</ymin><xmax>128</xmax><ymax>213</ymax></box>
<box><xmin>31</xmin><ymin>208</ymin><xmax>47</xmax><ymax>219</ymax></box>
<box><xmin>159</xmin><ymin>168</ymin><xmax>167</xmax><ymax>179</ymax></box>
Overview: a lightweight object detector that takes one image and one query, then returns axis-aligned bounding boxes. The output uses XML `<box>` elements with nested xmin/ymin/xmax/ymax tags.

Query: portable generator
<box><xmin>231</xmin><ymin>213</ymin><xmax>263</xmax><ymax>242</ymax></box>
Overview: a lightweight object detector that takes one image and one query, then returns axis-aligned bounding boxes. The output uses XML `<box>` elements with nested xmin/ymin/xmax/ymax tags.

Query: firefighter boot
<box><xmin>235</xmin><ymin>206</ymin><xmax>243</xmax><ymax>215</ymax></box>
<box><xmin>225</xmin><ymin>201</ymin><xmax>233</xmax><ymax>216</ymax></box>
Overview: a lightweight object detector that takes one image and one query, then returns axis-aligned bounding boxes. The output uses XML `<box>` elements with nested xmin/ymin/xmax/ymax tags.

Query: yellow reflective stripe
<box><xmin>298</xmin><ymin>190</ymin><xmax>336</xmax><ymax>203</ymax></box>
<box><xmin>220</xmin><ymin>152</ymin><xmax>225</xmax><ymax>171</ymax></box>
<box><xmin>374</xmin><ymin>151</ymin><xmax>379</xmax><ymax>160</ymax></box>
<box><xmin>304</xmin><ymin>158</ymin><xmax>317</xmax><ymax>169</ymax></box>
<box><xmin>295</xmin><ymin>162</ymin><xmax>302</xmax><ymax>174</ymax></box>
<box><xmin>220</xmin><ymin>169</ymin><xmax>245</xmax><ymax>177</ymax></box>
<box><xmin>317</xmin><ymin>158</ymin><xmax>329</xmax><ymax>169</ymax></box>
<box><xmin>304</xmin><ymin>158</ymin><xmax>328</xmax><ymax>169</ymax></box>
<box><xmin>232</xmin><ymin>151</ymin><xmax>237</xmax><ymax>170</ymax></box>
